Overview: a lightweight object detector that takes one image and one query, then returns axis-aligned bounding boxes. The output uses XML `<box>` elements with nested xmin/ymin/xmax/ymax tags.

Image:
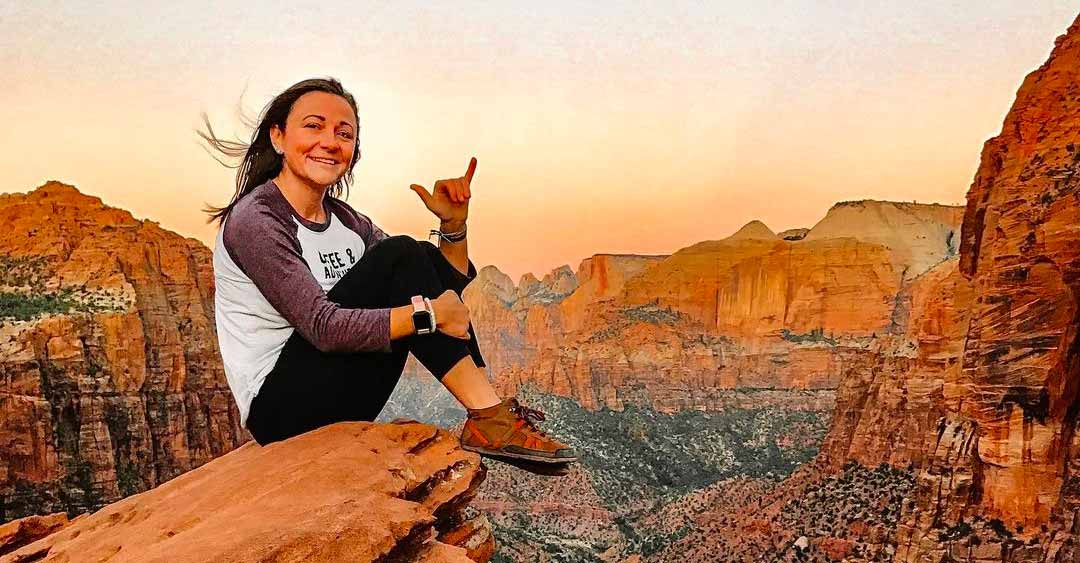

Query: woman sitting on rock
<box><xmin>200</xmin><ymin>77</ymin><xmax>575</xmax><ymax>468</ymax></box>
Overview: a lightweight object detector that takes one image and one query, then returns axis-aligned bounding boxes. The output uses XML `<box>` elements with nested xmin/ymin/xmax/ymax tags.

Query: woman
<box><xmin>201</xmin><ymin>77</ymin><xmax>576</xmax><ymax>466</ymax></box>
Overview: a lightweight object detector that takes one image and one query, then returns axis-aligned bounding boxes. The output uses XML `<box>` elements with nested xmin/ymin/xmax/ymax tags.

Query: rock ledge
<box><xmin>1</xmin><ymin>421</ymin><xmax>493</xmax><ymax>563</ymax></box>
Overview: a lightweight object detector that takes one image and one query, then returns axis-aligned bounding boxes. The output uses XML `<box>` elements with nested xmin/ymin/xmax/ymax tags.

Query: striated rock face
<box><xmin>0</xmin><ymin>422</ymin><xmax>493</xmax><ymax>563</ymax></box>
<box><xmin>820</xmin><ymin>258</ymin><xmax>974</xmax><ymax>471</ymax></box>
<box><xmin>0</xmin><ymin>181</ymin><xmax>246</xmax><ymax>522</ymax></box>
<box><xmin>951</xmin><ymin>15</ymin><xmax>1080</xmax><ymax>528</ymax></box>
<box><xmin>459</xmin><ymin>252</ymin><xmax>676</xmax><ymax>410</ymax></box>
<box><xmin>459</xmin><ymin>201</ymin><xmax>962</xmax><ymax>414</ymax></box>
<box><xmin>805</xmin><ymin>14</ymin><xmax>1080</xmax><ymax>562</ymax></box>
<box><xmin>560</xmin><ymin>254</ymin><xmax>667</xmax><ymax>334</ymax></box>
<box><xmin>890</xmin><ymin>13</ymin><xmax>1080</xmax><ymax>560</ymax></box>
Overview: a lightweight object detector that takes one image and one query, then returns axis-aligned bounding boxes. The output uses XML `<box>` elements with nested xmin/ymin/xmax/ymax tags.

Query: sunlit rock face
<box><xmin>887</xmin><ymin>14</ymin><xmax>1080</xmax><ymax>561</ymax></box>
<box><xmin>0</xmin><ymin>182</ymin><xmax>246</xmax><ymax>521</ymax></box>
<box><xmin>951</xmin><ymin>17</ymin><xmax>1080</xmax><ymax>529</ymax></box>
<box><xmin>453</xmin><ymin>202</ymin><xmax>962</xmax><ymax>415</ymax></box>
<box><xmin>804</xmin><ymin>200</ymin><xmax>964</xmax><ymax>282</ymax></box>
<box><xmin>806</xmin><ymin>14</ymin><xmax>1080</xmax><ymax>562</ymax></box>
<box><xmin>818</xmin><ymin>258</ymin><xmax>974</xmax><ymax>470</ymax></box>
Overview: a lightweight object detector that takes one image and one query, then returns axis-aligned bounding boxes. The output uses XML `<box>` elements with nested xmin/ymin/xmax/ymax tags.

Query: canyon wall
<box><xmin>804</xmin><ymin>14</ymin><xmax>1080</xmax><ymax>562</ymax></box>
<box><xmin>952</xmin><ymin>15</ymin><xmax>1080</xmax><ymax>527</ymax></box>
<box><xmin>455</xmin><ymin>201</ymin><xmax>962</xmax><ymax>415</ymax></box>
<box><xmin>0</xmin><ymin>182</ymin><xmax>246</xmax><ymax>521</ymax></box>
<box><xmin>820</xmin><ymin>257</ymin><xmax>974</xmax><ymax>471</ymax></box>
<box><xmin>896</xmin><ymin>14</ymin><xmax>1080</xmax><ymax>561</ymax></box>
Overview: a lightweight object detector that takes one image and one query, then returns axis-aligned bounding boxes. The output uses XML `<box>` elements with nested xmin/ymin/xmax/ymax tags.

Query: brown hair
<box><xmin>198</xmin><ymin>77</ymin><xmax>361</xmax><ymax>226</ymax></box>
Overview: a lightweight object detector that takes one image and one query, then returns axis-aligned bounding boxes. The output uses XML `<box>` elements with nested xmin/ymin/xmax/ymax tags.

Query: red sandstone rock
<box><xmin>818</xmin><ymin>12</ymin><xmax>1080</xmax><ymax>562</ymax></box>
<box><xmin>0</xmin><ymin>181</ymin><xmax>246</xmax><ymax>520</ymax></box>
<box><xmin>457</xmin><ymin>201</ymin><xmax>961</xmax><ymax>414</ymax></box>
<box><xmin>950</xmin><ymin>12</ymin><xmax>1080</xmax><ymax>529</ymax></box>
<box><xmin>0</xmin><ymin>513</ymin><xmax>67</xmax><ymax>557</ymax></box>
<box><xmin>437</xmin><ymin>513</ymin><xmax>496</xmax><ymax>562</ymax></box>
<box><xmin>0</xmin><ymin>422</ymin><xmax>492</xmax><ymax>563</ymax></box>
<box><xmin>820</xmin><ymin>258</ymin><xmax>974</xmax><ymax>470</ymax></box>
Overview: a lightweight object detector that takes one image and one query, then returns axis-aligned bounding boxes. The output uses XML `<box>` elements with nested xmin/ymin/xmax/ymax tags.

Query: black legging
<box><xmin>246</xmin><ymin>235</ymin><xmax>486</xmax><ymax>446</ymax></box>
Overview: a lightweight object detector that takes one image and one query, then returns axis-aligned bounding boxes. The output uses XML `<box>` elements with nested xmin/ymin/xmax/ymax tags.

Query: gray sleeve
<box><xmin>353</xmin><ymin>209</ymin><xmax>389</xmax><ymax>249</ymax></box>
<box><xmin>222</xmin><ymin>207</ymin><xmax>392</xmax><ymax>354</ymax></box>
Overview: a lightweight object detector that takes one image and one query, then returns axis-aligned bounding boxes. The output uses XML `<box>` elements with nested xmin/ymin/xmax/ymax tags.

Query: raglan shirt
<box><xmin>213</xmin><ymin>179</ymin><xmax>395</xmax><ymax>429</ymax></box>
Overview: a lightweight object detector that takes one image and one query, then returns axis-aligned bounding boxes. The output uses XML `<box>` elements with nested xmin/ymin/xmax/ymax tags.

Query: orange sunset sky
<box><xmin>2</xmin><ymin>3</ymin><xmax>1077</xmax><ymax>281</ymax></box>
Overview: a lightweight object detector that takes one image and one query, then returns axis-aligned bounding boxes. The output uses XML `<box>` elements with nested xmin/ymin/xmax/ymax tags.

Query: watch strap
<box><xmin>424</xmin><ymin>297</ymin><xmax>436</xmax><ymax>329</ymax></box>
<box><xmin>411</xmin><ymin>295</ymin><xmax>434</xmax><ymax>334</ymax></box>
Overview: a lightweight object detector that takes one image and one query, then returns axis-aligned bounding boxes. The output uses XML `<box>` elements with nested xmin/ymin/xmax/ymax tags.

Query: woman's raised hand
<box><xmin>431</xmin><ymin>289</ymin><xmax>471</xmax><ymax>340</ymax></box>
<box><xmin>409</xmin><ymin>157</ymin><xmax>477</xmax><ymax>225</ymax></box>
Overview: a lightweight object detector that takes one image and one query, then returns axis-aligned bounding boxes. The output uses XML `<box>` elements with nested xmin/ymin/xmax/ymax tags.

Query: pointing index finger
<box><xmin>464</xmin><ymin>157</ymin><xmax>477</xmax><ymax>185</ymax></box>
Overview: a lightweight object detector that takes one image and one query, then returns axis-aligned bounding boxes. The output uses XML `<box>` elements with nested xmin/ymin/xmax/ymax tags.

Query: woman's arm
<box><xmin>390</xmin><ymin>305</ymin><xmax>418</xmax><ymax>341</ymax></box>
<box><xmin>410</xmin><ymin>157</ymin><xmax>477</xmax><ymax>279</ymax></box>
<box><xmin>346</xmin><ymin>208</ymin><xmax>474</xmax><ymax>342</ymax></box>
<box><xmin>223</xmin><ymin>207</ymin><xmax>393</xmax><ymax>353</ymax></box>
<box><xmin>437</xmin><ymin>218</ymin><xmax>470</xmax><ymax>277</ymax></box>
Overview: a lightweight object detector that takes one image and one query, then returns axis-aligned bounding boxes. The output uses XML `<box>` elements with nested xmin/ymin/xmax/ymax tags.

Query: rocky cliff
<box><xmin>894</xmin><ymin>14</ymin><xmax>1080</xmax><ymax>561</ymax></box>
<box><xmin>0</xmin><ymin>422</ymin><xmax>494</xmax><ymax>563</ymax></box>
<box><xmin>804</xmin><ymin>200</ymin><xmax>963</xmax><ymax>282</ymax></box>
<box><xmin>820</xmin><ymin>257</ymin><xmax>974</xmax><ymax>472</ymax></box>
<box><xmin>788</xmin><ymin>13</ymin><xmax>1080</xmax><ymax>562</ymax></box>
<box><xmin>456</xmin><ymin>202</ymin><xmax>962</xmax><ymax>414</ymax></box>
<box><xmin>0</xmin><ymin>182</ymin><xmax>246</xmax><ymax>521</ymax></box>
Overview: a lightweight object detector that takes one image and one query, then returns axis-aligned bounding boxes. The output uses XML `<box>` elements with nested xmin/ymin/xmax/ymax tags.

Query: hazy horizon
<box><xmin>3</xmin><ymin>2</ymin><xmax>1076</xmax><ymax>280</ymax></box>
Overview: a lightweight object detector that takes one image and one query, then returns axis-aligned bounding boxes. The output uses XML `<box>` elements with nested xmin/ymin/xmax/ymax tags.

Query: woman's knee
<box><xmin>370</xmin><ymin>235</ymin><xmax>441</xmax><ymax>280</ymax></box>
<box><xmin>377</xmin><ymin>234</ymin><xmax>439</xmax><ymax>257</ymax></box>
<box><xmin>371</xmin><ymin>235</ymin><xmax>464</xmax><ymax>293</ymax></box>
<box><xmin>369</xmin><ymin>235</ymin><xmax>431</xmax><ymax>266</ymax></box>
<box><xmin>374</xmin><ymin>234</ymin><xmax>425</xmax><ymax>256</ymax></box>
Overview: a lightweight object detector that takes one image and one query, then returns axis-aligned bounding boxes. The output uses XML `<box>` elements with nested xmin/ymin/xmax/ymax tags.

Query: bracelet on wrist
<box><xmin>429</xmin><ymin>223</ymin><xmax>467</xmax><ymax>244</ymax></box>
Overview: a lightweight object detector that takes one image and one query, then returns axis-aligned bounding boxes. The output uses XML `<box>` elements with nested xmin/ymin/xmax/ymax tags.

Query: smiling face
<box><xmin>270</xmin><ymin>90</ymin><xmax>358</xmax><ymax>190</ymax></box>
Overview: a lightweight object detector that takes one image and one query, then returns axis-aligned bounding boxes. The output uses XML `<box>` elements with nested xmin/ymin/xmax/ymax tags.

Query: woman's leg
<box><xmin>440</xmin><ymin>359</ymin><xmax>501</xmax><ymax>411</ymax></box>
<box><xmin>415</xmin><ymin>243</ymin><xmax>500</xmax><ymax>410</ymax></box>
<box><xmin>247</xmin><ymin>235</ymin><xmax>490</xmax><ymax>445</ymax></box>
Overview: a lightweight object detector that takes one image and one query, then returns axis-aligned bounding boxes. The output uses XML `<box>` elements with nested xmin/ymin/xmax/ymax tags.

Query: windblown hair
<box><xmin>199</xmin><ymin>77</ymin><xmax>362</xmax><ymax>226</ymax></box>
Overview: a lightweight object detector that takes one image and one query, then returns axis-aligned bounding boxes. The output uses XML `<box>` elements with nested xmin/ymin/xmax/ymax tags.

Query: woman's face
<box><xmin>270</xmin><ymin>91</ymin><xmax>358</xmax><ymax>189</ymax></box>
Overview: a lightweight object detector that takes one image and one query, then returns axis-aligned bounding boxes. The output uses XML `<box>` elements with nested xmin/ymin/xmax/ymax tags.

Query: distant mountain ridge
<box><xmin>447</xmin><ymin>198</ymin><xmax>963</xmax><ymax>414</ymax></box>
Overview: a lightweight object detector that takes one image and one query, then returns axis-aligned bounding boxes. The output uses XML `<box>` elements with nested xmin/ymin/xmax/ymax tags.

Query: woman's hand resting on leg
<box><xmin>431</xmin><ymin>289</ymin><xmax>472</xmax><ymax>339</ymax></box>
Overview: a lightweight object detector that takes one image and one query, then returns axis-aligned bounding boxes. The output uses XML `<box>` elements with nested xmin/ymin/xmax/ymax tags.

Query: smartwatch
<box><xmin>411</xmin><ymin>295</ymin><xmax>435</xmax><ymax>335</ymax></box>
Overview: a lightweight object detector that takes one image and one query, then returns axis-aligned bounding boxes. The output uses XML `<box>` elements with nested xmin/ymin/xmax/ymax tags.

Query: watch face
<box><xmin>412</xmin><ymin>310</ymin><xmax>433</xmax><ymax>333</ymax></box>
